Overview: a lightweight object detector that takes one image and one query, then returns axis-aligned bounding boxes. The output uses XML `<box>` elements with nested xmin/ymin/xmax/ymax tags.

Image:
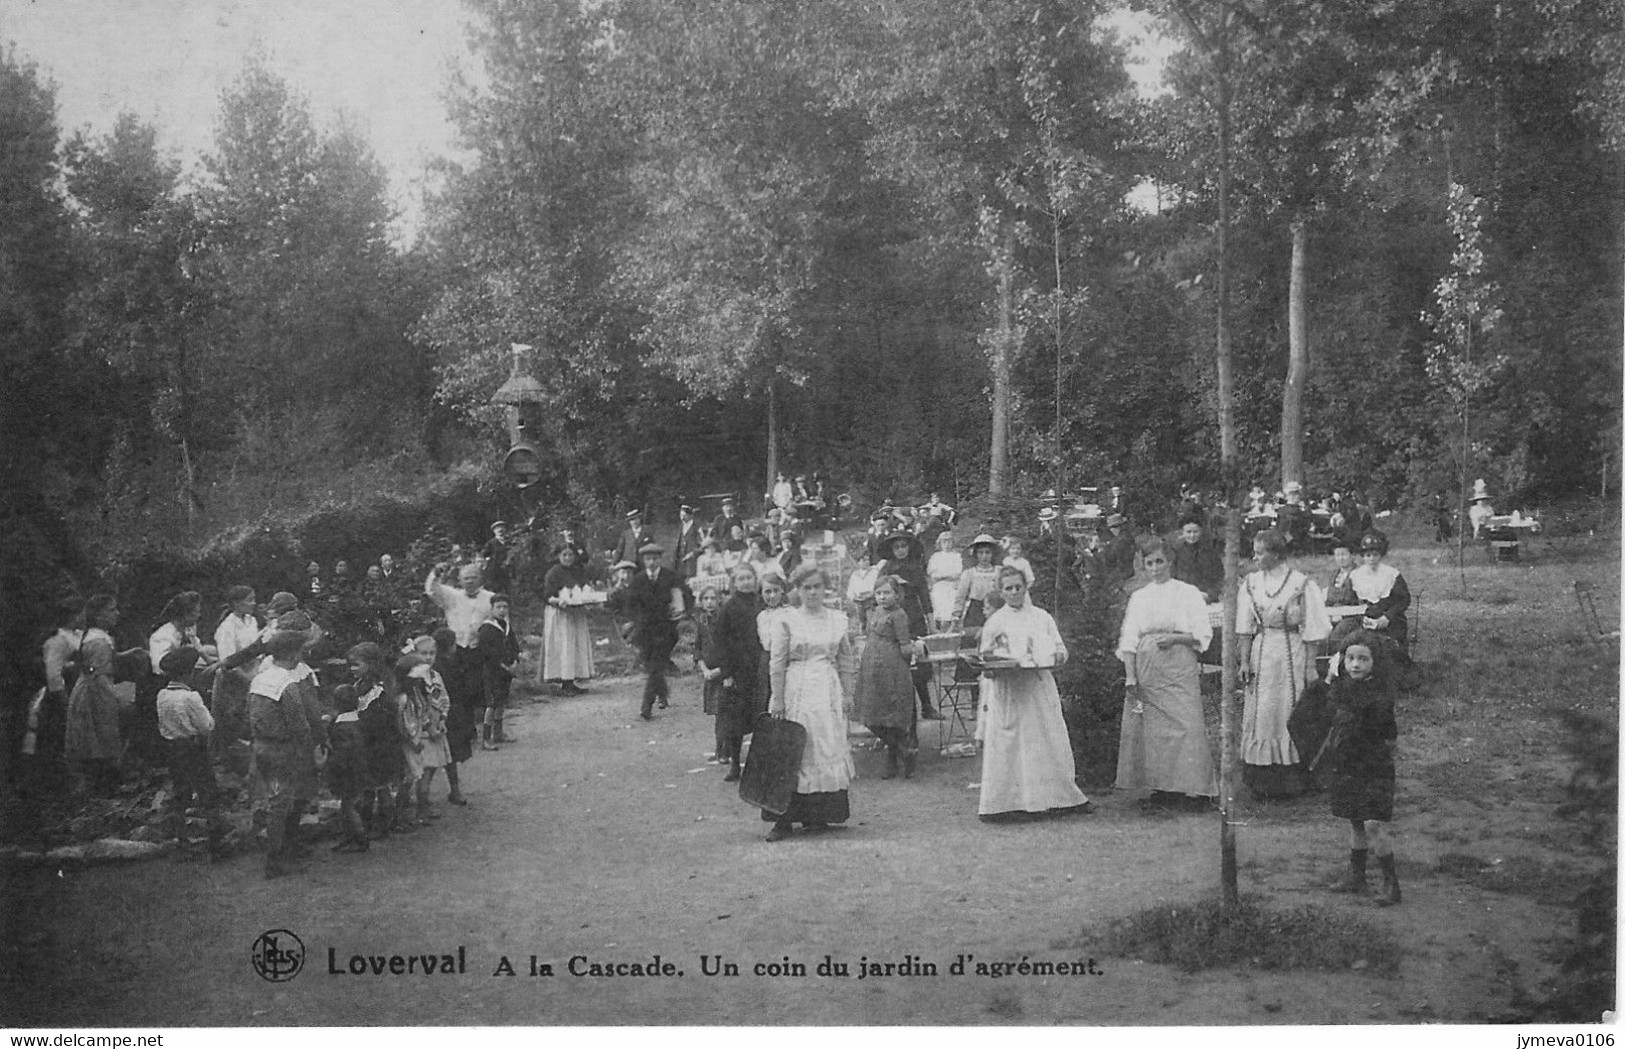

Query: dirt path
<box><xmin>0</xmin><ymin>665</ymin><xmax>1589</xmax><ymax>1026</ymax></box>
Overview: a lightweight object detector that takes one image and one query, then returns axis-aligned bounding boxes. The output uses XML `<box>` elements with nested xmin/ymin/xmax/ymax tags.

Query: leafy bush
<box><xmin>90</xmin><ymin>472</ymin><xmax>506</xmax><ymax>640</ymax></box>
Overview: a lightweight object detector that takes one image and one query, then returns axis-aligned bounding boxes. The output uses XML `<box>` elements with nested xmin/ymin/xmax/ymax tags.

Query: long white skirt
<box><xmin>542</xmin><ymin>605</ymin><xmax>594</xmax><ymax>682</ymax></box>
<box><xmin>976</xmin><ymin>669</ymin><xmax>1088</xmax><ymax>815</ymax></box>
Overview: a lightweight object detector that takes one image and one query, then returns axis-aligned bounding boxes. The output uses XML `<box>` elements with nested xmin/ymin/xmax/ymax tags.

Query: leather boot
<box><xmin>902</xmin><ymin>745</ymin><xmax>918</xmax><ymax>779</ymax></box>
<box><xmin>1376</xmin><ymin>854</ymin><xmax>1402</xmax><ymax>906</ymax></box>
<box><xmin>482</xmin><ymin>723</ymin><xmax>499</xmax><ymax>751</ymax></box>
<box><xmin>882</xmin><ymin>746</ymin><xmax>899</xmax><ymax>780</ymax></box>
<box><xmin>1328</xmin><ymin>848</ymin><xmax>1369</xmax><ymax>894</ymax></box>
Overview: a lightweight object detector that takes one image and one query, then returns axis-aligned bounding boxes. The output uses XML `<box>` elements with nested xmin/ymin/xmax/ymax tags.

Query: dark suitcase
<box><xmin>738</xmin><ymin>714</ymin><xmax>806</xmax><ymax>816</ymax></box>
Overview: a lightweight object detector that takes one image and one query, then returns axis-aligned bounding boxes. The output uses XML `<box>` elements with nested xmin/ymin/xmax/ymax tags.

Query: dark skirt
<box><xmin>853</xmin><ymin>642</ymin><xmax>914</xmax><ymax>729</ymax></box>
<box><xmin>325</xmin><ymin>721</ymin><xmax>369</xmax><ymax>797</ymax></box>
<box><xmin>360</xmin><ymin>703</ymin><xmax>407</xmax><ymax>789</ymax></box>
<box><xmin>702</xmin><ymin>677</ymin><xmax>722</xmax><ymax>716</ymax></box>
<box><xmin>761</xmin><ymin>789</ymin><xmax>850</xmax><ymax>826</ymax></box>
<box><xmin>165</xmin><ymin>736</ymin><xmax>218</xmax><ymax>805</ymax></box>
<box><xmin>1243</xmin><ymin>762</ymin><xmax>1308</xmax><ymax>799</ymax></box>
<box><xmin>716</xmin><ymin>683</ymin><xmax>757</xmax><ymax>739</ymax></box>
<box><xmin>753</xmin><ymin>651</ymin><xmax>773</xmax><ymax>718</ymax></box>
<box><xmin>1328</xmin><ymin>746</ymin><xmax>1395</xmax><ymax>822</ymax></box>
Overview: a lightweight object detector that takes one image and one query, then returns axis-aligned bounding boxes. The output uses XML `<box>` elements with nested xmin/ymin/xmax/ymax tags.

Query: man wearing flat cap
<box><xmin>710</xmin><ymin>496</ymin><xmax>744</xmax><ymax>552</ymax></box>
<box><xmin>614</xmin><ymin>508</ymin><xmax>654</xmax><ymax>568</ymax></box>
<box><xmin>481</xmin><ymin>520</ymin><xmax>513</xmax><ymax>595</ymax></box>
<box><xmin>608</xmin><ymin>541</ymin><xmax>686</xmax><ymax>720</ymax></box>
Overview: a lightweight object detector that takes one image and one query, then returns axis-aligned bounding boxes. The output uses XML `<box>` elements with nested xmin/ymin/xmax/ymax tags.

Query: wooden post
<box><xmin>1214</xmin><ymin>8</ymin><xmax>1242</xmax><ymax>911</ymax></box>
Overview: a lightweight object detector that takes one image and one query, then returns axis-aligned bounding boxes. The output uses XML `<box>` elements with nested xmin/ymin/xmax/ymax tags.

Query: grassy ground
<box><xmin>0</xmin><ymin>524</ymin><xmax>1614</xmax><ymax>1025</ymax></box>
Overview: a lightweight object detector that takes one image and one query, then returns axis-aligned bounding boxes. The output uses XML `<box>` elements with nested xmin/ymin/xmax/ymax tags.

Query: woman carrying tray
<box><xmin>540</xmin><ymin>543</ymin><xmax>594</xmax><ymax>697</ymax></box>
<box><xmin>975</xmin><ymin>567</ymin><xmax>1091</xmax><ymax>822</ymax></box>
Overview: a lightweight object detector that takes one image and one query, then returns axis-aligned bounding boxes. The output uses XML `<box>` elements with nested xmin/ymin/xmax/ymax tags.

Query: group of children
<box><xmin>146</xmin><ymin>622</ymin><xmax>475</xmax><ymax>876</ymax></box>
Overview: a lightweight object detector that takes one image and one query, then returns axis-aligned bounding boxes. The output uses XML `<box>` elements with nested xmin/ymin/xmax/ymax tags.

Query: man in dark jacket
<box><xmin>710</xmin><ymin>496</ymin><xmax>745</xmax><ymax>552</ymax></box>
<box><xmin>609</xmin><ymin>543</ymin><xmax>685</xmax><ymax>720</ymax></box>
<box><xmin>674</xmin><ymin>503</ymin><xmax>703</xmax><ymax>579</ymax></box>
<box><xmin>613</xmin><ymin>509</ymin><xmax>654</xmax><ymax>567</ymax></box>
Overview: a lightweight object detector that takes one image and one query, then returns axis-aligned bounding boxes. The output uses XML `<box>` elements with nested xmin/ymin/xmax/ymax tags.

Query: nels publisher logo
<box><xmin>252</xmin><ymin>929</ymin><xmax>306</xmax><ymax>983</ymax></box>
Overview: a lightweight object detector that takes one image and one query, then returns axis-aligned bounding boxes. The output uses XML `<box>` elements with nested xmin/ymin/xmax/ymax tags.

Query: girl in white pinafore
<box><xmin>762</xmin><ymin>565</ymin><xmax>857</xmax><ymax>840</ymax></box>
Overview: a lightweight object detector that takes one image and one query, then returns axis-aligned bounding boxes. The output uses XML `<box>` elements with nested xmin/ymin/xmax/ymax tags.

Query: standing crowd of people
<box><xmin>19</xmin><ymin>478</ymin><xmax>1410</xmax><ymax>903</ymax></box>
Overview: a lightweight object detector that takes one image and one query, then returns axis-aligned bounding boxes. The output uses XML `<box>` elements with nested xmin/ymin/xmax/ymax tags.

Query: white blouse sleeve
<box><xmin>1237</xmin><ymin>575</ymin><xmax>1261</xmax><ymax>634</ymax></box>
<box><xmin>1300</xmin><ymin>578</ymin><xmax>1332</xmax><ymax>643</ymax></box>
<box><xmin>1115</xmin><ymin>591</ymin><xmax>1143</xmax><ymax>662</ymax></box>
<box><xmin>1183</xmin><ymin>583</ymin><xmax>1214</xmax><ymax>651</ymax></box>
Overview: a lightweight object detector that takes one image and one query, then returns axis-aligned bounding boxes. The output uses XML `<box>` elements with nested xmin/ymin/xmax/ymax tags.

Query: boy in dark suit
<box><xmin>608</xmin><ymin>543</ymin><xmax>686</xmax><ymax>720</ymax></box>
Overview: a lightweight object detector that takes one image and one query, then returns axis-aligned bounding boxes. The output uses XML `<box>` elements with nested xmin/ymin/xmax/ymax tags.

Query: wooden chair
<box><xmin>1574</xmin><ymin>581</ymin><xmax>1620</xmax><ymax>645</ymax></box>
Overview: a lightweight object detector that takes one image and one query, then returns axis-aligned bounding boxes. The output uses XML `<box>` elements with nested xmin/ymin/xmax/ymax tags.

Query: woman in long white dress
<box><xmin>763</xmin><ymin>564</ymin><xmax>857</xmax><ymax>841</ymax></box>
<box><xmin>976</xmin><ymin>568</ymin><xmax>1091</xmax><ymax>821</ymax></box>
<box><xmin>1115</xmin><ymin>538</ymin><xmax>1216</xmax><ymax>810</ymax></box>
<box><xmin>926</xmin><ymin>532</ymin><xmax>963</xmax><ymax>630</ymax></box>
<box><xmin>1238</xmin><ymin>528</ymin><xmax>1331</xmax><ymax>799</ymax></box>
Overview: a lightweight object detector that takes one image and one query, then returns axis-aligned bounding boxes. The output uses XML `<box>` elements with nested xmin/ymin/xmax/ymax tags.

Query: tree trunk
<box><xmin>1215</xmin><ymin>16</ymin><xmax>1242</xmax><ymax>912</ymax></box>
<box><xmin>1281</xmin><ymin>218</ymin><xmax>1308</xmax><ymax>490</ymax></box>
<box><xmin>765</xmin><ymin>379</ymin><xmax>779</xmax><ymax>507</ymax></box>
<box><xmin>989</xmin><ymin>223</ymin><xmax>1014</xmax><ymax>499</ymax></box>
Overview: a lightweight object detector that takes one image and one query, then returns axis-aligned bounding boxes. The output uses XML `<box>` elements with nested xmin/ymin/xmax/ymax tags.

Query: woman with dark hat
<box><xmin>878</xmin><ymin>530</ymin><xmax>941</xmax><ymax>721</ymax></box>
<box><xmin>541</xmin><ymin>542</ymin><xmax>594</xmax><ymax>696</ymax></box>
<box><xmin>1343</xmin><ymin>530</ymin><xmax>1411</xmax><ymax>658</ymax></box>
<box><xmin>776</xmin><ymin>528</ymin><xmax>804</xmax><ymax>581</ymax></box>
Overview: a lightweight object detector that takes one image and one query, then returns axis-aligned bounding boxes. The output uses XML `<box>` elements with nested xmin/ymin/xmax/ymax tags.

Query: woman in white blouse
<box><xmin>1115</xmin><ymin>538</ymin><xmax>1216</xmax><ymax>810</ymax></box>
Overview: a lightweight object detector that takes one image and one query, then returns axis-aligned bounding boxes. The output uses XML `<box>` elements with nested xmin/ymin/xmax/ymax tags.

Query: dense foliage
<box><xmin>0</xmin><ymin>1</ymin><xmax>1619</xmax><ymax>684</ymax></box>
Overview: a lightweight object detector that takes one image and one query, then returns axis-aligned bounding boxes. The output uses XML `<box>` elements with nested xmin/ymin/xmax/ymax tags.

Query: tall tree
<box><xmin>63</xmin><ymin>114</ymin><xmax>211</xmax><ymax>538</ymax></box>
<box><xmin>819</xmin><ymin>0</ymin><xmax>1134</xmax><ymax>499</ymax></box>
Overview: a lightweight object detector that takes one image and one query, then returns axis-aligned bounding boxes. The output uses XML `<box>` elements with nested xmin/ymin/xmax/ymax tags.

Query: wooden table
<box><xmin>1484</xmin><ymin>516</ymin><xmax>1541</xmax><ymax>561</ymax></box>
